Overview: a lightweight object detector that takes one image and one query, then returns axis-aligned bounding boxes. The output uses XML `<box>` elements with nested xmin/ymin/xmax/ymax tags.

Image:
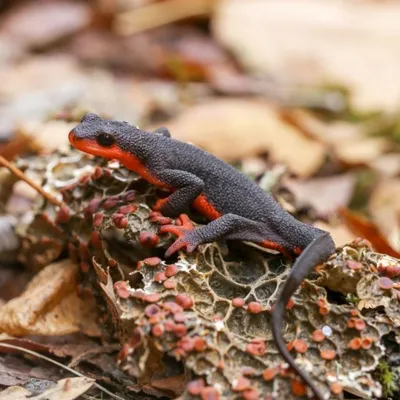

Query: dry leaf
<box><xmin>0</xmin><ymin>260</ymin><xmax>99</xmax><ymax>337</ymax></box>
<box><xmin>0</xmin><ymin>55</ymin><xmax>86</xmax><ymax>134</ymax></box>
<box><xmin>333</xmin><ymin>137</ymin><xmax>390</xmax><ymax>166</ymax></box>
<box><xmin>368</xmin><ymin>178</ymin><xmax>400</xmax><ymax>252</ymax></box>
<box><xmin>368</xmin><ymin>154</ymin><xmax>400</xmax><ymax>178</ymax></box>
<box><xmin>158</xmin><ymin>98</ymin><xmax>326</xmax><ymax>177</ymax></box>
<box><xmin>17</xmin><ymin>120</ymin><xmax>76</xmax><ymax>153</ymax></box>
<box><xmin>281</xmin><ymin>109</ymin><xmax>391</xmax><ymax>165</ymax></box>
<box><xmin>214</xmin><ymin>0</ymin><xmax>400</xmax><ymax>112</ymax></box>
<box><xmin>0</xmin><ymin>386</ymin><xmax>31</xmax><ymax>399</ymax></box>
<box><xmin>339</xmin><ymin>208</ymin><xmax>400</xmax><ymax>258</ymax></box>
<box><xmin>285</xmin><ymin>173</ymin><xmax>356</xmax><ymax>215</ymax></box>
<box><xmin>314</xmin><ymin>221</ymin><xmax>356</xmax><ymax>248</ymax></box>
<box><xmin>0</xmin><ymin>377</ymin><xmax>94</xmax><ymax>400</ymax></box>
<box><xmin>0</xmin><ymin>130</ymin><xmax>35</xmax><ymax>160</ymax></box>
<box><xmin>0</xmin><ymin>1</ymin><xmax>91</xmax><ymax>50</ymax></box>
<box><xmin>0</xmin><ymin>341</ymin><xmax>65</xmax><ymax>387</ymax></box>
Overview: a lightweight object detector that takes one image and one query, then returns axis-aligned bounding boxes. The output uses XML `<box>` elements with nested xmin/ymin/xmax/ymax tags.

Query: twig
<box><xmin>0</xmin><ymin>342</ymin><xmax>127</xmax><ymax>400</ymax></box>
<box><xmin>114</xmin><ymin>0</ymin><xmax>215</xmax><ymax>36</ymax></box>
<box><xmin>0</xmin><ymin>155</ymin><xmax>63</xmax><ymax>207</ymax></box>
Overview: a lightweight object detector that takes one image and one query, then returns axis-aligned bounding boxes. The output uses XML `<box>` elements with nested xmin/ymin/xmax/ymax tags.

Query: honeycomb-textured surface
<box><xmin>4</xmin><ymin>149</ymin><xmax>399</xmax><ymax>399</ymax></box>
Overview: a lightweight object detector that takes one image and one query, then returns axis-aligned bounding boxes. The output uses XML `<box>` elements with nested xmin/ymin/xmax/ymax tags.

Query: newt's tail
<box><xmin>272</xmin><ymin>232</ymin><xmax>335</xmax><ymax>400</ymax></box>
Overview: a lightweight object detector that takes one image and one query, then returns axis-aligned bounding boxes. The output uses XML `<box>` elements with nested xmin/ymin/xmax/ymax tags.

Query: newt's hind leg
<box><xmin>160</xmin><ymin>213</ymin><xmax>284</xmax><ymax>257</ymax></box>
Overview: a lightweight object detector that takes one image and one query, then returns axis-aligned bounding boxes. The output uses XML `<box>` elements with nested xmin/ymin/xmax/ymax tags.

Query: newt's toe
<box><xmin>175</xmin><ymin>214</ymin><xmax>193</xmax><ymax>228</ymax></box>
<box><xmin>159</xmin><ymin>214</ymin><xmax>197</xmax><ymax>257</ymax></box>
<box><xmin>158</xmin><ymin>214</ymin><xmax>194</xmax><ymax>237</ymax></box>
<box><xmin>165</xmin><ymin>235</ymin><xmax>197</xmax><ymax>257</ymax></box>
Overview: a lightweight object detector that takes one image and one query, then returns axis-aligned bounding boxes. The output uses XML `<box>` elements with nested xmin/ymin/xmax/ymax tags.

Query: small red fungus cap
<box><xmin>187</xmin><ymin>379</ymin><xmax>205</xmax><ymax>396</ymax></box>
<box><xmin>348</xmin><ymin>337</ymin><xmax>362</xmax><ymax>350</ymax></box>
<box><xmin>232</xmin><ymin>297</ymin><xmax>245</xmax><ymax>307</ymax></box>
<box><xmin>165</xmin><ymin>264</ymin><xmax>178</xmax><ymax>277</ymax></box>
<box><xmin>320</xmin><ymin>349</ymin><xmax>336</xmax><ymax>360</ymax></box>
<box><xmin>330</xmin><ymin>382</ymin><xmax>343</xmax><ymax>395</ymax></box>
<box><xmin>139</xmin><ymin>231</ymin><xmax>159</xmax><ymax>247</ymax></box>
<box><xmin>291</xmin><ymin>379</ymin><xmax>307</xmax><ymax>397</ymax></box>
<box><xmin>246</xmin><ymin>338</ymin><xmax>266</xmax><ymax>356</ymax></box>
<box><xmin>143</xmin><ymin>257</ymin><xmax>161</xmax><ymax>267</ymax></box>
<box><xmin>263</xmin><ymin>368</ymin><xmax>278</xmax><ymax>381</ymax></box>
<box><xmin>378</xmin><ymin>277</ymin><xmax>394</xmax><ymax>290</ymax></box>
<box><xmin>232</xmin><ymin>377</ymin><xmax>251</xmax><ymax>392</ymax></box>
<box><xmin>164</xmin><ymin>279</ymin><xmax>177</xmax><ymax>289</ymax></box>
<box><xmin>175</xmin><ymin>294</ymin><xmax>193</xmax><ymax>309</ymax></box>
<box><xmin>243</xmin><ymin>389</ymin><xmax>259</xmax><ymax>400</ymax></box>
<box><xmin>293</xmin><ymin>339</ymin><xmax>308</xmax><ymax>353</ymax></box>
<box><xmin>312</xmin><ymin>330</ymin><xmax>325</xmax><ymax>342</ymax></box>
<box><xmin>247</xmin><ymin>302</ymin><xmax>262</xmax><ymax>314</ymax></box>
<box><xmin>200</xmin><ymin>386</ymin><xmax>219</xmax><ymax>400</ymax></box>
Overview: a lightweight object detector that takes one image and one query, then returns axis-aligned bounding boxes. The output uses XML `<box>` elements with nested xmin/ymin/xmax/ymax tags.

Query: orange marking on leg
<box><xmin>153</xmin><ymin>197</ymin><xmax>169</xmax><ymax>211</ymax></box>
<box><xmin>192</xmin><ymin>194</ymin><xmax>221</xmax><ymax>220</ymax></box>
<box><xmin>293</xmin><ymin>246</ymin><xmax>303</xmax><ymax>255</ymax></box>
<box><xmin>260</xmin><ymin>240</ymin><xmax>285</xmax><ymax>254</ymax></box>
<box><xmin>262</xmin><ymin>240</ymin><xmax>295</xmax><ymax>260</ymax></box>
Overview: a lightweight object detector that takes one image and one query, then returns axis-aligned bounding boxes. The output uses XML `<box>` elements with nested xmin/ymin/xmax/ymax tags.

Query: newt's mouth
<box><xmin>68</xmin><ymin>130</ymin><xmax>123</xmax><ymax>160</ymax></box>
<box><xmin>68</xmin><ymin>130</ymin><xmax>79</xmax><ymax>146</ymax></box>
<box><xmin>68</xmin><ymin>130</ymin><xmax>97</xmax><ymax>154</ymax></box>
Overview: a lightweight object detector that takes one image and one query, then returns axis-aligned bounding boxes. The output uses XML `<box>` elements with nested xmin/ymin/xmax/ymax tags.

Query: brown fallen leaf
<box><xmin>339</xmin><ymin>208</ymin><xmax>400</xmax><ymax>258</ymax></box>
<box><xmin>334</xmin><ymin>137</ymin><xmax>390</xmax><ymax>166</ymax></box>
<box><xmin>0</xmin><ymin>260</ymin><xmax>99</xmax><ymax>337</ymax></box>
<box><xmin>0</xmin><ymin>377</ymin><xmax>94</xmax><ymax>400</ymax></box>
<box><xmin>150</xmin><ymin>374</ymin><xmax>185</xmax><ymax>398</ymax></box>
<box><xmin>17</xmin><ymin>120</ymin><xmax>76</xmax><ymax>153</ymax></box>
<box><xmin>314</xmin><ymin>221</ymin><xmax>356</xmax><ymax>249</ymax></box>
<box><xmin>114</xmin><ymin>0</ymin><xmax>215</xmax><ymax>36</ymax></box>
<box><xmin>281</xmin><ymin>109</ymin><xmax>391</xmax><ymax>166</ymax></box>
<box><xmin>0</xmin><ymin>349</ymin><xmax>64</xmax><ymax>387</ymax></box>
<box><xmin>0</xmin><ymin>333</ymin><xmax>107</xmax><ymax>359</ymax></box>
<box><xmin>0</xmin><ymin>1</ymin><xmax>91</xmax><ymax>50</ymax></box>
<box><xmin>284</xmin><ymin>173</ymin><xmax>356</xmax><ymax>216</ymax></box>
<box><xmin>0</xmin><ymin>55</ymin><xmax>87</xmax><ymax>134</ymax></box>
<box><xmin>213</xmin><ymin>0</ymin><xmax>400</xmax><ymax>112</ymax></box>
<box><xmin>0</xmin><ymin>130</ymin><xmax>35</xmax><ymax>161</ymax></box>
<box><xmin>154</xmin><ymin>98</ymin><xmax>326</xmax><ymax>177</ymax></box>
<box><xmin>368</xmin><ymin>154</ymin><xmax>400</xmax><ymax>178</ymax></box>
<box><xmin>368</xmin><ymin>178</ymin><xmax>400</xmax><ymax>252</ymax></box>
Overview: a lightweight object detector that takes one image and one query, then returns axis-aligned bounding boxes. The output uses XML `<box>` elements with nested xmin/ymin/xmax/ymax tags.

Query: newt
<box><xmin>69</xmin><ymin>113</ymin><xmax>335</xmax><ymax>399</ymax></box>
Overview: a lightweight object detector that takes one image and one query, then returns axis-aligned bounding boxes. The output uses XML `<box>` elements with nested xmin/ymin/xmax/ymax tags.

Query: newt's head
<box><xmin>68</xmin><ymin>113</ymin><xmax>140</xmax><ymax>160</ymax></box>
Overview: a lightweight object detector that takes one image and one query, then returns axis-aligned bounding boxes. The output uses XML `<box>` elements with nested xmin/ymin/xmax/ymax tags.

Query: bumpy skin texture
<box><xmin>69</xmin><ymin>113</ymin><xmax>336</xmax><ymax>400</ymax></box>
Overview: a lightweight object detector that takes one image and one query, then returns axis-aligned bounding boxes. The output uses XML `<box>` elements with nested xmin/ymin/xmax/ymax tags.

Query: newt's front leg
<box><xmin>152</xmin><ymin>169</ymin><xmax>204</xmax><ymax>217</ymax></box>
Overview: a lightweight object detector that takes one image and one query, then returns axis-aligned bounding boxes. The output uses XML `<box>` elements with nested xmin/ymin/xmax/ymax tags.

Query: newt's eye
<box><xmin>97</xmin><ymin>133</ymin><xmax>115</xmax><ymax>147</ymax></box>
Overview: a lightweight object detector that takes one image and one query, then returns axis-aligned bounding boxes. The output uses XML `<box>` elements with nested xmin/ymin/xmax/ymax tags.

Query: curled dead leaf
<box><xmin>0</xmin><ymin>260</ymin><xmax>99</xmax><ymax>337</ymax></box>
<box><xmin>339</xmin><ymin>208</ymin><xmax>400</xmax><ymax>258</ymax></box>
<box><xmin>0</xmin><ymin>377</ymin><xmax>94</xmax><ymax>400</ymax></box>
<box><xmin>369</xmin><ymin>178</ymin><xmax>400</xmax><ymax>253</ymax></box>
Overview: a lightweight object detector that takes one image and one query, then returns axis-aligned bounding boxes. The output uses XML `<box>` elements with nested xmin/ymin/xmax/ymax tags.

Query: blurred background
<box><xmin>1</xmin><ymin>0</ymin><xmax>400</xmax><ymax>255</ymax></box>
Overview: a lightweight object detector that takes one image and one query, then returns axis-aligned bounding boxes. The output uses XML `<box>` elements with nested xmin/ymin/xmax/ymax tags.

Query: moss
<box><xmin>345</xmin><ymin>293</ymin><xmax>360</xmax><ymax>306</ymax></box>
<box><xmin>377</xmin><ymin>360</ymin><xmax>399</xmax><ymax>398</ymax></box>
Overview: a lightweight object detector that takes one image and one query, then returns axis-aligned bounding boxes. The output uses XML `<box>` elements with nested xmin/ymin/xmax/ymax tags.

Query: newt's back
<box><xmin>152</xmin><ymin>137</ymin><xmax>324</xmax><ymax>251</ymax></box>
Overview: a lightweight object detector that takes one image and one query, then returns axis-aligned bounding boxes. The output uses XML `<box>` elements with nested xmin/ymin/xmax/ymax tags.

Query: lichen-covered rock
<box><xmin>3</xmin><ymin>148</ymin><xmax>399</xmax><ymax>399</ymax></box>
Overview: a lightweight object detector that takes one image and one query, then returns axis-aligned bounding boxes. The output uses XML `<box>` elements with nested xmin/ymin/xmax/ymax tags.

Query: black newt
<box><xmin>69</xmin><ymin>113</ymin><xmax>335</xmax><ymax>399</ymax></box>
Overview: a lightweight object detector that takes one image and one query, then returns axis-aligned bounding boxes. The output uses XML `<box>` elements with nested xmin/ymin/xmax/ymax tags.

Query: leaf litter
<box><xmin>0</xmin><ymin>1</ymin><xmax>400</xmax><ymax>399</ymax></box>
